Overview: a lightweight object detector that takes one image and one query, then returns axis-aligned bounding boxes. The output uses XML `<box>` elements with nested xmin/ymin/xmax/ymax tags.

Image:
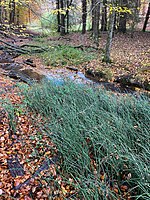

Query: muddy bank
<box><xmin>45</xmin><ymin>68</ymin><xmax>148</xmax><ymax>95</ymax></box>
<box><xmin>0</xmin><ymin>53</ymin><xmax>149</xmax><ymax>95</ymax></box>
<box><xmin>85</xmin><ymin>68</ymin><xmax>150</xmax><ymax>91</ymax></box>
<box><xmin>0</xmin><ymin>52</ymin><xmax>45</xmax><ymax>84</ymax></box>
<box><xmin>0</xmin><ymin>47</ymin><xmax>149</xmax><ymax>94</ymax></box>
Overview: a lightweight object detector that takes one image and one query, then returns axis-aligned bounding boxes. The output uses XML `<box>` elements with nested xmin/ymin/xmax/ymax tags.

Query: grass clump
<box><xmin>31</xmin><ymin>37</ymin><xmax>97</xmax><ymax>67</ymax></box>
<box><xmin>0</xmin><ymin>99</ymin><xmax>17</xmax><ymax>133</ymax></box>
<box><xmin>24</xmin><ymin>81</ymin><xmax>150</xmax><ymax>199</ymax></box>
<box><xmin>38</xmin><ymin>45</ymin><xmax>97</xmax><ymax>67</ymax></box>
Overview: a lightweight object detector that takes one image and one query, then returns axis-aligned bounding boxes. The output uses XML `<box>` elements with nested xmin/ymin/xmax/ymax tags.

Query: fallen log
<box><xmin>13</xmin><ymin>156</ymin><xmax>58</xmax><ymax>190</ymax></box>
<box><xmin>0</xmin><ymin>39</ymin><xmax>49</xmax><ymax>54</ymax></box>
<box><xmin>66</xmin><ymin>66</ymin><xmax>78</xmax><ymax>71</ymax></box>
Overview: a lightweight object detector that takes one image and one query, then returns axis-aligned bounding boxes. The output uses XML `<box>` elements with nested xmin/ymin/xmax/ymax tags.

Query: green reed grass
<box><xmin>24</xmin><ymin>80</ymin><xmax>150</xmax><ymax>199</ymax></box>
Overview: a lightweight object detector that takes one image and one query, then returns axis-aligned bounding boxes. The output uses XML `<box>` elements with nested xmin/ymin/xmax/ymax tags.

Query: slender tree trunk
<box><xmin>118</xmin><ymin>0</ymin><xmax>127</xmax><ymax>33</ymax></box>
<box><xmin>65</xmin><ymin>0</ymin><xmax>73</xmax><ymax>34</ymax></box>
<box><xmin>3</xmin><ymin>0</ymin><xmax>7</xmax><ymax>23</ymax></box>
<box><xmin>113</xmin><ymin>12</ymin><xmax>117</xmax><ymax>30</ymax></box>
<box><xmin>91</xmin><ymin>0</ymin><xmax>94</xmax><ymax>30</ymax></box>
<box><xmin>143</xmin><ymin>2</ymin><xmax>150</xmax><ymax>32</ymax></box>
<box><xmin>0</xmin><ymin>0</ymin><xmax>2</xmax><ymax>24</ymax></box>
<box><xmin>104</xmin><ymin>0</ymin><xmax>115</xmax><ymax>63</ymax></box>
<box><xmin>56</xmin><ymin>0</ymin><xmax>60</xmax><ymax>32</ymax></box>
<box><xmin>82</xmin><ymin>0</ymin><xmax>87</xmax><ymax>34</ymax></box>
<box><xmin>66</xmin><ymin>0</ymin><xmax>69</xmax><ymax>33</ymax></box>
<box><xmin>92</xmin><ymin>0</ymin><xmax>100</xmax><ymax>46</ymax></box>
<box><xmin>60</xmin><ymin>0</ymin><xmax>65</xmax><ymax>35</ymax></box>
<box><xmin>101</xmin><ymin>0</ymin><xmax>107</xmax><ymax>31</ymax></box>
<box><xmin>16</xmin><ymin>7</ymin><xmax>19</xmax><ymax>25</ymax></box>
<box><xmin>131</xmin><ymin>0</ymin><xmax>140</xmax><ymax>38</ymax></box>
<box><xmin>9</xmin><ymin>0</ymin><xmax>16</xmax><ymax>25</ymax></box>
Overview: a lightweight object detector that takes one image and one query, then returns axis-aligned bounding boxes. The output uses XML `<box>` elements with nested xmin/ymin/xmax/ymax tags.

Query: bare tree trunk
<box><xmin>56</xmin><ymin>0</ymin><xmax>60</xmax><ymax>32</ymax></box>
<box><xmin>60</xmin><ymin>0</ymin><xmax>65</xmax><ymax>35</ymax></box>
<box><xmin>131</xmin><ymin>0</ymin><xmax>140</xmax><ymax>38</ymax></box>
<box><xmin>113</xmin><ymin>12</ymin><xmax>117</xmax><ymax>30</ymax></box>
<box><xmin>65</xmin><ymin>0</ymin><xmax>73</xmax><ymax>34</ymax></box>
<box><xmin>91</xmin><ymin>0</ymin><xmax>94</xmax><ymax>30</ymax></box>
<box><xmin>66</xmin><ymin>0</ymin><xmax>70</xmax><ymax>33</ymax></box>
<box><xmin>16</xmin><ymin>7</ymin><xmax>19</xmax><ymax>25</ymax></box>
<box><xmin>104</xmin><ymin>0</ymin><xmax>115</xmax><ymax>63</ymax></box>
<box><xmin>9</xmin><ymin>0</ymin><xmax>15</xmax><ymax>25</ymax></box>
<box><xmin>4</xmin><ymin>0</ymin><xmax>8</xmax><ymax>22</ymax></box>
<box><xmin>0</xmin><ymin>0</ymin><xmax>2</xmax><ymax>24</ymax></box>
<box><xmin>143</xmin><ymin>2</ymin><xmax>150</xmax><ymax>32</ymax></box>
<box><xmin>92</xmin><ymin>0</ymin><xmax>100</xmax><ymax>46</ymax></box>
<box><xmin>82</xmin><ymin>0</ymin><xmax>87</xmax><ymax>34</ymax></box>
<box><xmin>101</xmin><ymin>0</ymin><xmax>107</xmax><ymax>31</ymax></box>
<box><xmin>118</xmin><ymin>0</ymin><xmax>127</xmax><ymax>33</ymax></box>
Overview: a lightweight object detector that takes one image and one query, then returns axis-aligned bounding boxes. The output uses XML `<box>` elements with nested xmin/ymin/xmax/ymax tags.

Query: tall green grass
<box><xmin>24</xmin><ymin>81</ymin><xmax>150</xmax><ymax>199</ymax></box>
<box><xmin>1</xmin><ymin>99</ymin><xmax>17</xmax><ymax>133</ymax></box>
<box><xmin>39</xmin><ymin>45</ymin><xmax>97</xmax><ymax>67</ymax></box>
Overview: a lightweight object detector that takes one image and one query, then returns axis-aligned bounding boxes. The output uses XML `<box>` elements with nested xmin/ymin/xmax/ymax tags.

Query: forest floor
<box><xmin>0</xmin><ymin>30</ymin><xmax>150</xmax><ymax>91</ymax></box>
<box><xmin>0</xmin><ymin>29</ymin><xmax>150</xmax><ymax>199</ymax></box>
<box><xmin>31</xmin><ymin>31</ymin><xmax>150</xmax><ymax>90</ymax></box>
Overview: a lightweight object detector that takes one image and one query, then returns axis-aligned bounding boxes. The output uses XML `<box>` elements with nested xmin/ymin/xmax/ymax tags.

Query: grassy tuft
<box><xmin>39</xmin><ymin>45</ymin><xmax>97</xmax><ymax>67</ymax></box>
<box><xmin>1</xmin><ymin>99</ymin><xmax>17</xmax><ymax>133</ymax></box>
<box><xmin>24</xmin><ymin>81</ymin><xmax>150</xmax><ymax>199</ymax></box>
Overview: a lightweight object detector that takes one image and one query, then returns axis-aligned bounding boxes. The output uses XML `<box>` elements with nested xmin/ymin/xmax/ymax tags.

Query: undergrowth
<box><xmin>41</xmin><ymin>45</ymin><xmax>97</xmax><ymax>66</ymax></box>
<box><xmin>23</xmin><ymin>80</ymin><xmax>150</xmax><ymax>199</ymax></box>
<box><xmin>32</xmin><ymin>37</ymin><xmax>97</xmax><ymax>66</ymax></box>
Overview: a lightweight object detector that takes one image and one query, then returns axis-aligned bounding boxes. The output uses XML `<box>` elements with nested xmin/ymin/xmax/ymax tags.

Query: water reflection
<box><xmin>46</xmin><ymin>68</ymin><xmax>147</xmax><ymax>95</ymax></box>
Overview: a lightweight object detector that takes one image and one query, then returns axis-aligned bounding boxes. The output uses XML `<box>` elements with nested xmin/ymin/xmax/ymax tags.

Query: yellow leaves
<box><xmin>51</xmin><ymin>6</ymin><xmax>74</xmax><ymax>15</ymax></box>
<box><xmin>6</xmin><ymin>151</ymin><xmax>12</xmax><ymax>155</ymax></box>
<box><xmin>117</xmin><ymin>6</ymin><xmax>132</xmax><ymax>14</ymax></box>
<box><xmin>44</xmin><ymin>151</ymin><xmax>51</xmax><ymax>156</ymax></box>
<box><xmin>51</xmin><ymin>9</ymin><xmax>66</xmax><ymax>15</ymax></box>
<box><xmin>0</xmin><ymin>1</ymin><xmax>6</xmax><ymax>6</ymax></box>
<box><xmin>108</xmin><ymin>5</ymin><xmax>132</xmax><ymax>14</ymax></box>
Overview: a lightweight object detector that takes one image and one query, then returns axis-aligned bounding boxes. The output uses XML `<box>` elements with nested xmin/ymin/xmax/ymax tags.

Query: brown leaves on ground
<box><xmin>83</xmin><ymin>32</ymin><xmax>149</xmax><ymax>85</ymax></box>
<box><xmin>1</xmin><ymin>30</ymin><xmax>150</xmax><ymax>90</ymax></box>
<box><xmin>29</xmin><ymin>31</ymin><xmax>150</xmax><ymax>91</ymax></box>
<box><xmin>48</xmin><ymin>31</ymin><xmax>150</xmax><ymax>89</ymax></box>
<box><xmin>0</xmin><ymin>76</ymin><xmax>62</xmax><ymax>199</ymax></box>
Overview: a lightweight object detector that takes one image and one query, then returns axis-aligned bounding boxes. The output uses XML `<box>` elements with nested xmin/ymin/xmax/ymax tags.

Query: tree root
<box><xmin>0</xmin><ymin>39</ymin><xmax>48</xmax><ymax>54</ymax></box>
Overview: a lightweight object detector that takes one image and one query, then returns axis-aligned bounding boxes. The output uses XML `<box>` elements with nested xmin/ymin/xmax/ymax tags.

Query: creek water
<box><xmin>46</xmin><ymin>68</ymin><xmax>135</xmax><ymax>94</ymax></box>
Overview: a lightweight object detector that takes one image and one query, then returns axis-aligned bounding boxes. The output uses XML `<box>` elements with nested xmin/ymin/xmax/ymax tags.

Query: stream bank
<box><xmin>0</xmin><ymin>53</ymin><xmax>149</xmax><ymax>96</ymax></box>
<box><xmin>0</xmin><ymin>32</ymin><xmax>149</xmax><ymax>95</ymax></box>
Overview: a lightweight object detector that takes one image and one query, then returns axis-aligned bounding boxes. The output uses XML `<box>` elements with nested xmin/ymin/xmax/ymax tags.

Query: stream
<box><xmin>45</xmin><ymin>68</ymin><xmax>140</xmax><ymax>94</ymax></box>
<box><xmin>0</xmin><ymin>51</ymin><xmax>149</xmax><ymax>96</ymax></box>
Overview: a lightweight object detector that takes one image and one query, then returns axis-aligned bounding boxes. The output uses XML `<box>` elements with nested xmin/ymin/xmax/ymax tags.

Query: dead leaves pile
<box><xmin>0</xmin><ymin>76</ymin><xmax>77</xmax><ymax>199</ymax></box>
